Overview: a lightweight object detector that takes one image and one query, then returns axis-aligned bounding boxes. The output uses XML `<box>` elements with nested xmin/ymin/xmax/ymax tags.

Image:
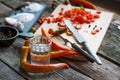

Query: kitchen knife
<box><xmin>56</xmin><ymin>32</ymin><xmax>95</xmax><ymax>63</ymax></box>
<box><xmin>64</xmin><ymin>20</ymin><xmax>102</xmax><ymax>65</ymax></box>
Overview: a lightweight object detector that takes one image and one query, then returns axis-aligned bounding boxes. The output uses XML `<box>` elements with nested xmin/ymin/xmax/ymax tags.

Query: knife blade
<box><xmin>56</xmin><ymin>31</ymin><xmax>94</xmax><ymax>63</ymax></box>
<box><xmin>64</xmin><ymin>20</ymin><xmax>102</xmax><ymax>65</ymax></box>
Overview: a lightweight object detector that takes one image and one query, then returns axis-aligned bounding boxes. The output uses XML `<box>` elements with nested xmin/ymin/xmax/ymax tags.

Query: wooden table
<box><xmin>0</xmin><ymin>0</ymin><xmax>120</xmax><ymax>80</ymax></box>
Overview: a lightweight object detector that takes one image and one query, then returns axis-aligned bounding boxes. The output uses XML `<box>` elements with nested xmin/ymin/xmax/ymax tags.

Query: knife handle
<box><xmin>84</xmin><ymin>42</ymin><xmax>102</xmax><ymax>65</ymax></box>
<box><xmin>71</xmin><ymin>43</ymin><xmax>94</xmax><ymax>63</ymax></box>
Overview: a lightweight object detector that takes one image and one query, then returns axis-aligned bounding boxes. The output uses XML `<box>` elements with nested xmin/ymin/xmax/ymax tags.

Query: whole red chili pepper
<box><xmin>50</xmin><ymin>50</ymin><xmax>77</xmax><ymax>59</ymax></box>
<box><xmin>68</xmin><ymin>0</ymin><xmax>97</xmax><ymax>10</ymax></box>
<box><xmin>20</xmin><ymin>46</ymin><xmax>69</xmax><ymax>73</ymax></box>
<box><xmin>24</xmin><ymin>39</ymin><xmax>77</xmax><ymax>59</ymax></box>
<box><xmin>41</xmin><ymin>27</ymin><xmax>73</xmax><ymax>51</ymax></box>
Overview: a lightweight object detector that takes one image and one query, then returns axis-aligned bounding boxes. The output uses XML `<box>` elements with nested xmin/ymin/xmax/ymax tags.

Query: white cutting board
<box><xmin>34</xmin><ymin>4</ymin><xmax>113</xmax><ymax>55</ymax></box>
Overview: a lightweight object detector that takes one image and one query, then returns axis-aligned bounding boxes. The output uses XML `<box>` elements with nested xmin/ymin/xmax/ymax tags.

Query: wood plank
<box><xmin>0</xmin><ymin>60</ymin><xmax>25</xmax><ymax>80</ymax></box>
<box><xmin>0</xmin><ymin>0</ymin><xmax>24</xmax><ymax>9</ymax></box>
<box><xmin>57</xmin><ymin>56</ymin><xmax>120</xmax><ymax>80</ymax></box>
<box><xmin>0</xmin><ymin>2</ymin><xmax>12</xmax><ymax>14</ymax></box>
<box><xmin>0</xmin><ymin>2</ymin><xmax>12</xmax><ymax>22</ymax></box>
<box><xmin>98</xmin><ymin>24</ymin><xmax>120</xmax><ymax>65</ymax></box>
<box><xmin>56</xmin><ymin>68</ymin><xmax>93</xmax><ymax>80</ymax></box>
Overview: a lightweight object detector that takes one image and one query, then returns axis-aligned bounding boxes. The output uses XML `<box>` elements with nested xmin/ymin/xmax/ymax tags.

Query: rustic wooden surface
<box><xmin>0</xmin><ymin>0</ymin><xmax>120</xmax><ymax>80</ymax></box>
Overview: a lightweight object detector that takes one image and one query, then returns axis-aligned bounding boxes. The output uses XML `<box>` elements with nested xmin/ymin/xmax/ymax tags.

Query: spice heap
<box><xmin>0</xmin><ymin>30</ymin><xmax>13</xmax><ymax>39</ymax></box>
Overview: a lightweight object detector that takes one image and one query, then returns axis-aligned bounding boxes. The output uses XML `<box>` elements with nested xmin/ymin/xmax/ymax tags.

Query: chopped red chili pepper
<box><xmin>95</xmin><ymin>29</ymin><xmax>100</xmax><ymax>32</ymax></box>
<box><xmin>91</xmin><ymin>30</ymin><xmax>96</xmax><ymax>35</ymax></box>
<box><xmin>50</xmin><ymin>14</ymin><xmax>54</xmax><ymax>17</ymax></box>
